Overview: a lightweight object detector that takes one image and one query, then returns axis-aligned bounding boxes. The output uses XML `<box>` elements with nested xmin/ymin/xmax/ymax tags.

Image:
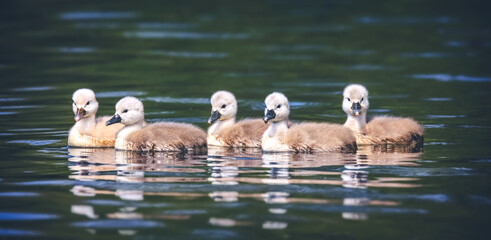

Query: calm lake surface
<box><xmin>1</xmin><ymin>0</ymin><xmax>490</xmax><ymax>239</ymax></box>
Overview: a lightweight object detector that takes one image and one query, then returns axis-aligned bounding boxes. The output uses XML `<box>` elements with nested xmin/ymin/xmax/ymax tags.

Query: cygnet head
<box><xmin>106</xmin><ymin>96</ymin><xmax>144</xmax><ymax>126</ymax></box>
<box><xmin>263</xmin><ymin>92</ymin><xmax>290</xmax><ymax>123</ymax></box>
<box><xmin>208</xmin><ymin>90</ymin><xmax>238</xmax><ymax>124</ymax></box>
<box><xmin>72</xmin><ymin>88</ymin><xmax>99</xmax><ymax>122</ymax></box>
<box><xmin>342</xmin><ymin>84</ymin><xmax>369</xmax><ymax>117</ymax></box>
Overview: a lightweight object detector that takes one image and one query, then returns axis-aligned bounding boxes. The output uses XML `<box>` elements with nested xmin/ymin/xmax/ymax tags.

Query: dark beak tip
<box><xmin>263</xmin><ymin>109</ymin><xmax>275</xmax><ymax>123</ymax></box>
<box><xmin>208</xmin><ymin>111</ymin><xmax>221</xmax><ymax>124</ymax></box>
<box><xmin>106</xmin><ymin>114</ymin><xmax>122</xmax><ymax>126</ymax></box>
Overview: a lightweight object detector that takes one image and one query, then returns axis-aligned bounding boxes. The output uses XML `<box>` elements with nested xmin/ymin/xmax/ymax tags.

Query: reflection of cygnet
<box><xmin>262</xmin><ymin>153</ymin><xmax>290</xmax><ymax>185</ymax></box>
<box><xmin>115</xmin><ymin>189</ymin><xmax>144</xmax><ymax>201</ymax></box>
<box><xmin>269</xmin><ymin>208</ymin><xmax>287</xmax><ymax>214</ymax></box>
<box><xmin>341</xmin><ymin>170</ymin><xmax>368</xmax><ymax>189</ymax></box>
<box><xmin>209</xmin><ymin>191</ymin><xmax>239</xmax><ymax>202</ymax></box>
<box><xmin>263</xmin><ymin>221</ymin><xmax>288</xmax><ymax>230</ymax></box>
<box><xmin>71</xmin><ymin>185</ymin><xmax>96</xmax><ymax>197</ymax></box>
<box><xmin>71</xmin><ymin>205</ymin><xmax>98</xmax><ymax>219</ymax></box>
<box><xmin>209</xmin><ymin>164</ymin><xmax>239</xmax><ymax>185</ymax></box>
<box><xmin>342</xmin><ymin>198</ymin><xmax>369</xmax><ymax>220</ymax></box>
<box><xmin>207</xmin><ymin>149</ymin><xmax>240</xmax><ymax>185</ymax></box>
<box><xmin>262</xmin><ymin>192</ymin><xmax>289</xmax><ymax>204</ymax></box>
<box><xmin>209</xmin><ymin>218</ymin><xmax>237</xmax><ymax>227</ymax></box>
<box><xmin>116</xmin><ymin>169</ymin><xmax>145</xmax><ymax>183</ymax></box>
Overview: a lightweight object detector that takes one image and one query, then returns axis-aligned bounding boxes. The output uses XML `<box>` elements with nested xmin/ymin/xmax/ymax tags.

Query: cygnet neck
<box><xmin>208</xmin><ymin>117</ymin><xmax>235</xmax><ymax>135</ymax></box>
<box><xmin>129</xmin><ymin>119</ymin><xmax>147</xmax><ymax>129</ymax></box>
<box><xmin>344</xmin><ymin>112</ymin><xmax>367</xmax><ymax>134</ymax></box>
<box><xmin>267</xmin><ymin>118</ymin><xmax>289</xmax><ymax>137</ymax></box>
<box><xmin>117</xmin><ymin>119</ymin><xmax>146</xmax><ymax>139</ymax></box>
<box><xmin>76</xmin><ymin>115</ymin><xmax>96</xmax><ymax>134</ymax></box>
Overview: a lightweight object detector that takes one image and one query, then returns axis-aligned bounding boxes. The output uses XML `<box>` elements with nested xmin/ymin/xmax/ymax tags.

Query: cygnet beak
<box><xmin>263</xmin><ymin>109</ymin><xmax>276</xmax><ymax>123</ymax></box>
<box><xmin>74</xmin><ymin>108</ymin><xmax>86</xmax><ymax>122</ymax></box>
<box><xmin>208</xmin><ymin>110</ymin><xmax>221</xmax><ymax>124</ymax></box>
<box><xmin>351</xmin><ymin>102</ymin><xmax>362</xmax><ymax>116</ymax></box>
<box><xmin>106</xmin><ymin>114</ymin><xmax>122</xmax><ymax>126</ymax></box>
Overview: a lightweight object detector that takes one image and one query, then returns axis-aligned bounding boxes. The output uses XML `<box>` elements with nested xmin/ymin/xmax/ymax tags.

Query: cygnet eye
<box><xmin>221</xmin><ymin>104</ymin><xmax>226</xmax><ymax>109</ymax></box>
<box><xmin>86</xmin><ymin>101</ymin><xmax>90</xmax><ymax>105</ymax></box>
<box><xmin>361</xmin><ymin>97</ymin><xmax>364</xmax><ymax>102</ymax></box>
<box><xmin>73</xmin><ymin>102</ymin><xmax>76</xmax><ymax>106</ymax></box>
<box><xmin>276</xmin><ymin>104</ymin><xmax>282</xmax><ymax>109</ymax></box>
<box><xmin>122</xmin><ymin>109</ymin><xmax>128</xmax><ymax>113</ymax></box>
<box><xmin>347</xmin><ymin>98</ymin><xmax>351</xmax><ymax>102</ymax></box>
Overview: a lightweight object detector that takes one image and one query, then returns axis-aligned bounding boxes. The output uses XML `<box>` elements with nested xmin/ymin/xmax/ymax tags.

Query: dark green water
<box><xmin>1</xmin><ymin>0</ymin><xmax>490</xmax><ymax>239</ymax></box>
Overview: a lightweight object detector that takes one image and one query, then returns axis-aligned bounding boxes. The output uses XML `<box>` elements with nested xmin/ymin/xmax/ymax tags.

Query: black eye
<box><xmin>122</xmin><ymin>109</ymin><xmax>128</xmax><ymax>113</ymax></box>
<box><xmin>361</xmin><ymin>97</ymin><xmax>364</xmax><ymax>102</ymax></box>
<box><xmin>73</xmin><ymin>102</ymin><xmax>76</xmax><ymax>106</ymax></box>
<box><xmin>86</xmin><ymin>101</ymin><xmax>90</xmax><ymax>105</ymax></box>
<box><xmin>276</xmin><ymin>104</ymin><xmax>282</xmax><ymax>109</ymax></box>
<box><xmin>221</xmin><ymin>104</ymin><xmax>226</xmax><ymax>109</ymax></box>
<box><xmin>347</xmin><ymin>98</ymin><xmax>351</xmax><ymax>101</ymax></box>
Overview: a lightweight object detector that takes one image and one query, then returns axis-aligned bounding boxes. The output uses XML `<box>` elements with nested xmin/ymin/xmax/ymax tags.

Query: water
<box><xmin>1</xmin><ymin>0</ymin><xmax>490</xmax><ymax>239</ymax></box>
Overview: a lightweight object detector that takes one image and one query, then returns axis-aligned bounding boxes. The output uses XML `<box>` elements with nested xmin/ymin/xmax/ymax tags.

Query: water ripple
<box><xmin>412</xmin><ymin>74</ymin><xmax>491</xmax><ymax>82</ymax></box>
<box><xmin>0</xmin><ymin>112</ymin><xmax>16</xmax><ymax>115</ymax></box>
<box><xmin>148</xmin><ymin>50</ymin><xmax>228</xmax><ymax>58</ymax></box>
<box><xmin>271</xmin><ymin>55</ymin><xmax>314</xmax><ymax>61</ymax></box>
<box><xmin>0</xmin><ymin>98</ymin><xmax>23</xmax><ymax>102</ymax></box>
<box><xmin>0</xmin><ymin>192</ymin><xmax>39</xmax><ymax>197</ymax></box>
<box><xmin>0</xmin><ymin>105</ymin><xmax>37</xmax><ymax>109</ymax></box>
<box><xmin>164</xmin><ymin>209</ymin><xmax>207</xmax><ymax>215</ymax></box>
<box><xmin>263</xmin><ymin>44</ymin><xmax>331</xmax><ymax>52</ymax></box>
<box><xmin>459</xmin><ymin>125</ymin><xmax>489</xmax><ymax>129</ymax></box>
<box><xmin>336</xmin><ymin>50</ymin><xmax>376</xmax><ymax>56</ymax></box>
<box><xmin>123</xmin><ymin>31</ymin><xmax>250</xmax><ymax>40</ymax></box>
<box><xmin>399</xmin><ymin>52</ymin><xmax>454</xmax><ymax>58</ymax></box>
<box><xmin>282</xmin><ymin>25</ymin><xmax>349</xmax><ymax>32</ymax></box>
<box><xmin>7</xmin><ymin>140</ymin><xmax>60</xmax><ymax>146</ymax></box>
<box><xmin>158</xmin><ymin>117</ymin><xmax>206</xmax><ymax>123</ymax></box>
<box><xmin>96</xmin><ymin>91</ymin><xmax>147</xmax><ymax>98</ymax></box>
<box><xmin>356</xmin><ymin>16</ymin><xmax>454</xmax><ymax>25</ymax></box>
<box><xmin>343</xmin><ymin>64</ymin><xmax>398</xmax><ymax>71</ymax></box>
<box><xmin>223</xmin><ymin>72</ymin><xmax>270</xmax><ymax>78</ymax></box>
<box><xmin>145</xmin><ymin>96</ymin><xmax>209</xmax><ymax>104</ymax></box>
<box><xmin>0</xmin><ymin>212</ymin><xmax>58</xmax><ymax>220</ymax></box>
<box><xmin>445</xmin><ymin>41</ymin><xmax>467</xmax><ymax>47</ymax></box>
<box><xmin>12</xmin><ymin>87</ymin><xmax>54</xmax><ymax>92</ymax></box>
<box><xmin>426</xmin><ymin>115</ymin><xmax>465</xmax><ymax>119</ymax></box>
<box><xmin>9</xmin><ymin>128</ymin><xmax>54</xmax><ymax>132</ymax></box>
<box><xmin>424</xmin><ymin>142</ymin><xmax>453</xmax><ymax>145</ymax></box>
<box><xmin>137</xmin><ymin>22</ymin><xmax>195</xmax><ymax>29</ymax></box>
<box><xmin>423</xmin><ymin>124</ymin><xmax>446</xmax><ymax>129</ymax></box>
<box><xmin>58</xmin><ymin>47</ymin><xmax>95</xmax><ymax>53</ymax></box>
<box><xmin>72</xmin><ymin>219</ymin><xmax>164</xmax><ymax>228</ymax></box>
<box><xmin>60</xmin><ymin>11</ymin><xmax>136</xmax><ymax>20</ymax></box>
<box><xmin>0</xmin><ymin>228</ymin><xmax>38</xmax><ymax>236</ymax></box>
<box><xmin>423</xmin><ymin>98</ymin><xmax>452</xmax><ymax>101</ymax></box>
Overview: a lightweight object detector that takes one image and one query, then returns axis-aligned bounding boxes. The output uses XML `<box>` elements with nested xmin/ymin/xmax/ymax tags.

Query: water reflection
<box><xmin>123</xmin><ymin>31</ymin><xmax>250</xmax><ymax>39</ymax></box>
<box><xmin>60</xmin><ymin>11</ymin><xmax>136</xmax><ymax>20</ymax></box>
<box><xmin>67</xmin><ymin>145</ymin><xmax>422</xmax><ymax>231</ymax></box>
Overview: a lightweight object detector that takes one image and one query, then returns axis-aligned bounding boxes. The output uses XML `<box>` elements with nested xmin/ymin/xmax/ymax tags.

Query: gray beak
<box><xmin>74</xmin><ymin>108</ymin><xmax>86</xmax><ymax>122</ymax></box>
<box><xmin>208</xmin><ymin>110</ymin><xmax>221</xmax><ymax>124</ymax></box>
<box><xmin>263</xmin><ymin>109</ymin><xmax>276</xmax><ymax>123</ymax></box>
<box><xmin>351</xmin><ymin>102</ymin><xmax>362</xmax><ymax>116</ymax></box>
<box><xmin>106</xmin><ymin>114</ymin><xmax>122</xmax><ymax>126</ymax></box>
